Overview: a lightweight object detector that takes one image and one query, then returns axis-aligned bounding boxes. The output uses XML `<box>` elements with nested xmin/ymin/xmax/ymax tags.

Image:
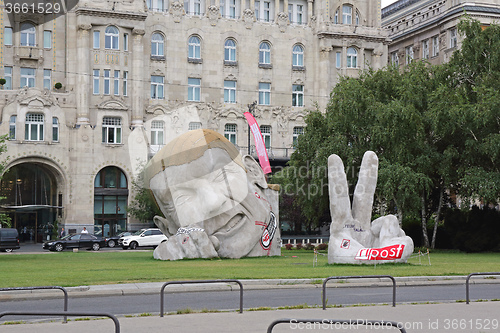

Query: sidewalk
<box><xmin>2</xmin><ymin>301</ymin><xmax>499</xmax><ymax>332</ymax></box>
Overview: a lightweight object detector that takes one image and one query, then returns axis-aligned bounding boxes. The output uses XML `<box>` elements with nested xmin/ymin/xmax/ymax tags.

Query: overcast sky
<box><xmin>382</xmin><ymin>0</ymin><xmax>398</xmax><ymax>8</ymax></box>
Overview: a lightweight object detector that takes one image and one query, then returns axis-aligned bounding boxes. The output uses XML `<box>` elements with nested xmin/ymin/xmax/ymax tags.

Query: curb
<box><xmin>1</xmin><ymin>275</ymin><xmax>499</xmax><ymax>301</ymax></box>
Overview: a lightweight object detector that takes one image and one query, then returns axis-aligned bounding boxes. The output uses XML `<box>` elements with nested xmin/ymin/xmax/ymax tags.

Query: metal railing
<box><xmin>160</xmin><ymin>279</ymin><xmax>243</xmax><ymax>316</ymax></box>
<box><xmin>466</xmin><ymin>272</ymin><xmax>500</xmax><ymax>304</ymax></box>
<box><xmin>268</xmin><ymin>318</ymin><xmax>407</xmax><ymax>333</ymax></box>
<box><xmin>0</xmin><ymin>286</ymin><xmax>68</xmax><ymax>322</ymax></box>
<box><xmin>0</xmin><ymin>311</ymin><xmax>120</xmax><ymax>333</ymax></box>
<box><xmin>322</xmin><ymin>275</ymin><xmax>397</xmax><ymax>309</ymax></box>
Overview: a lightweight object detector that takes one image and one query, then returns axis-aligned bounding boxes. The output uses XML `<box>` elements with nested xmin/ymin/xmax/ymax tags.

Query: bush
<box><xmin>304</xmin><ymin>243</ymin><xmax>315</xmax><ymax>250</ymax></box>
<box><xmin>295</xmin><ymin>243</ymin><xmax>303</xmax><ymax>250</ymax></box>
<box><xmin>54</xmin><ymin>82</ymin><xmax>62</xmax><ymax>89</ymax></box>
<box><xmin>284</xmin><ymin>243</ymin><xmax>293</xmax><ymax>250</ymax></box>
<box><xmin>316</xmin><ymin>243</ymin><xmax>328</xmax><ymax>251</ymax></box>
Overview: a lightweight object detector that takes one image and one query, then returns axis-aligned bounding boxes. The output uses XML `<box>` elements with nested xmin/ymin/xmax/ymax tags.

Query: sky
<box><xmin>382</xmin><ymin>0</ymin><xmax>398</xmax><ymax>8</ymax></box>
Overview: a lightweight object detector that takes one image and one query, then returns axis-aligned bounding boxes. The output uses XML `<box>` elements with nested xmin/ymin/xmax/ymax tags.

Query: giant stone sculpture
<box><xmin>143</xmin><ymin>129</ymin><xmax>280</xmax><ymax>260</ymax></box>
<box><xmin>328</xmin><ymin>151</ymin><xmax>414</xmax><ymax>264</ymax></box>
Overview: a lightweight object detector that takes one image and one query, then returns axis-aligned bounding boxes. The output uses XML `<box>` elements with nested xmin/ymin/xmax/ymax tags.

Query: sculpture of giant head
<box><xmin>143</xmin><ymin>129</ymin><xmax>280</xmax><ymax>260</ymax></box>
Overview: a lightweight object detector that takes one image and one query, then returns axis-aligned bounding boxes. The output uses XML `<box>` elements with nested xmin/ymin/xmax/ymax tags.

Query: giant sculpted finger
<box><xmin>328</xmin><ymin>151</ymin><xmax>414</xmax><ymax>264</ymax></box>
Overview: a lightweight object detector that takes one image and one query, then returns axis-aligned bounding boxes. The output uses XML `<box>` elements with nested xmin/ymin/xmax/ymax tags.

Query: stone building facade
<box><xmin>0</xmin><ymin>0</ymin><xmax>388</xmax><ymax>241</ymax></box>
<box><xmin>382</xmin><ymin>0</ymin><xmax>500</xmax><ymax>67</ymax></box>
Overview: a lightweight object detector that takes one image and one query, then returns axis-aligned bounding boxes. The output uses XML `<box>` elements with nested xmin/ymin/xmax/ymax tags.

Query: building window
<box><xmin>102</xmin><ymin>117</ymin><xmax>122</xmax><ymax>144</ymax></box>
<box><xmin>123</xmin><ymin>71</ymin><xmax>128</xmax><ymax>96</ymax></box>
<box><xmin>450</xmin><ymin>28</ymin><xmax>457</xmax><ymax>48</ymax></box>
<box><xmin>151</xmin><ymin>120</ymin><xmax>164</xmax><ymax>146</ymax></box>
<box><xmin>432</xmin><ymin>35</ymin><xmax>439</xmax><ymax>57</ymax></box>
<box><xmin>405</xmin><ymin>45</ymin><xmax>414</xmax><ymax>64</ymax></box>
<box><xmin>391</xmin><ymin>51</ymin><xmax>399</xmax><ymax>66</ymax></box>
<box><xmin>220</xmin><ymin>0</ymin><xmax>237</xmax><ymax>18</ymax></box>
<box><xmin>259</xmin><ymin>42</ymin><xmax>271</xmax><ymax>65</ymax></box>
<box><xmin>43</xmin><ymin>30</ymin><xmax>52</xmax><ymax>49</ymax></box>
<box><xmin>346</xmin><ymin>47</ymin><xmax>357</xmax><ymax>68</ymax></box>
<box><xmin>185</xmin><ymin>0</ymin><xmax>203</xmax><ymax>15</ymax></box>
<box><xmin>25</xmin><ymin>113</ymin><xmax>44</xmax><ymax>141</ymax></box>
<box><xmin>224</xmin><ymin>80</ymin><xmax>236</xmax><ymax>103</ymax></box>
<box><xmin>292</xmin><ymin>44</ymin><xmax>304</xmax><ymax>67</ymax></box>
<box><xmin>224</xmin><ymin>39</ymin><xmax>236</xmax><ymax>62</ymax></box>
<box><xmin>188</xmin><ymin>36</ymin><xmax>201</xmax><ymax>59</ymax></box>
<box><xmin>422</xmin><ymin>39</ymin><xmax>429</xmax><ymax>60</ymax></box>
<box><xmin>20</xmin><ymin>23</ymin><xmax>36</xmax><ymax>47</ymax></box>
<box><xmin>9</xmin><ymin>115</ymin><xmax>16</xmax><ymax>140</ymax></box>
<box><xmin>259</xmin><ymin>82</ymin><xmax>271</xmax><ymax>105</ymax></box>
<box><xmin>293</xmin><ymin>126</ymin><xmax>303</xmax><ymax>147</ymax></box>
<box><xmin>255</xmin><ymin>0</ymin><xmax>273</xmax><ymax>22</ymax></box>
<box><xmin>52</xmin><ymin>117</ymin><xmax>59</xmax><ymax>142</ymax></box>
<box><xmin>114</xmin><ymin>70</ymin><xmax>120</xmax><ymax>95</ymax></box>
<box><xmin>4</xmin><ymin>27</ymin><xmax>13</xmax><ymax>46</ymax></box>
<box><xmin>260</xmin><ymin>125</ymin><xmax>271</xmax><ymax>149</ymax></box>
<box><xmin>20</xmin><ymin>67</ymin><xmax>36</xmax><ymax>88</ymax></box>
<box><xmin>336</xmin><ymin>51</ymin><xmax>341</xmax><ymax>68</ymax></box>
<box><xmin>188</xmin><ymin>122</ymin><xmax>202</xmax><ymax>130</ymax></box>
<box><xmin>151</xmin><ymin>75</ymin><xmax>164</xmax><ymax>99</ymax></box>
<box><xmin>151</xmin><ymin>33</ymin><xmax>164</xmax><ymax>57</ymax></box>
<box><xmin>288</xmin><ymin>1</ymin><xmax>306</xmax><ymax>24</ymax></box>
<box><xmin>188</xmin><ymin>78</ymin><xmax>201</xmax><ymax>101</ymax></box>
<box><xmin>224</xmin><ymin>123</ymin><xmax>237</xmax><ymax>145</ymax></box>
<box><xmin>93</xmin><ymin>69</ymin><xmax>100</xmax><ymax>95</ymax></box>
<box><xmin>104</xmin><ymin>69</ymin><xmax>111</xmax><ymax>95</ymax></box>
<box><xmin>342</xmin><ymin>5</ymin><xmax>352</xmax><ymax>24</ymax></box>
<box><xmin>292</xmin><ymin>84</ymin><xmax>304</xmax><ymax>107</ymax></box>
<box><xmin>123</xmin><ymin>33</ymin><xmax>129</xmax><ymax>51</ymax></box>
<box><xmin>43</xmin><ymin>69</ymin><xmax>51</xmax><ymax>90</ymax></box>
<box><xmin>147</xmin><ymin>0</ymin><xmax>164</xmax><ymax>11</ymax></box>
<box><xmin>93</xmin><ymin>31</ymin><xmax>100</xmax><ymax>49</ymax></box>
<box><xmin>105</xmin><ymin>26</ymin><xmax>119</xmax><ymax>50</ymax></box>
<box><xmin>4</xmin><ymin>66</ymin><xmax>12</xmax><ymax>90</ymax></box>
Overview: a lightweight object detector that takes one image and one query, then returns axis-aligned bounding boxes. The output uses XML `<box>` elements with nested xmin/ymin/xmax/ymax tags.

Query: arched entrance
<box><xmin>0</xmin><ymin>163</ymin><xmax>63</xmax><ymax>243</ymax></box>
<box><xmin>94</xmin><ymin>166</ymin><xmax>128</xmax><ymax>237</ymax></box>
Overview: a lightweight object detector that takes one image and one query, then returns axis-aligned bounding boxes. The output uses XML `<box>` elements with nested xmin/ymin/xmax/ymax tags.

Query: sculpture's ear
<box><xmin>153</xmin><ymin>216</ymin><xmax>177</xmax><ymax>237</ymax></box>
<box><xmin>242</xmin><ymin>155</ymin><xmax>268</xmax><ymax>189</ymax></box>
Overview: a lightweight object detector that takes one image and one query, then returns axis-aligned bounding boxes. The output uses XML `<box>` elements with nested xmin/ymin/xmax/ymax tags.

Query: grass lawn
<box><xmin>1</xmin><ymin>249</ymin><xmax>499</xmax><ymax>288</ymax></box>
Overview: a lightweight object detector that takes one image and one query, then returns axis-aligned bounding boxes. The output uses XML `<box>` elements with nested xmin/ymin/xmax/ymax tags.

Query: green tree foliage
<box><xmin>127</xmin><ymin>164</ymin><xmax>161</xmax><ymax>224</ymax></box>
<box><xmin>274</xmin><ymin>17</ymin><xmax>500</xmax><ymax>248</ymax></box>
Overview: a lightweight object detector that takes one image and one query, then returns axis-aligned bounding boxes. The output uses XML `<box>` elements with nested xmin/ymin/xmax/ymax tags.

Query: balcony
<box><xmin>15</xmin><ymin>46</ymin><xmax>41</xmax><ymax>61</ymax></box>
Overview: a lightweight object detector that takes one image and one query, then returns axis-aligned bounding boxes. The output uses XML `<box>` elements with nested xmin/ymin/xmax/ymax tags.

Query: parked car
<box><xmin>43</xmin><ymin>233</ymin><xmax>106</xmax><ymax>252</ymax></box>
<box><xmin>120</xmin><ymin>228</ymin><xmax>168</xmax><ymax>249</ymax></box>
<box><xmin>0</xmin><ymin>228</ymin><xmax>20</xmax><ymax>252</ymax></box>
<box><xmin>105</xmin><ymin>231</ymin><xmax>134</xmax><ymax>248</ymax></box>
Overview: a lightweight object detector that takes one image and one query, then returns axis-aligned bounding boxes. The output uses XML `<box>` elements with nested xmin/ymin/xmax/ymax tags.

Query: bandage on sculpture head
<box><xmin>144</xmin><ymin>129</ymin><xmax>277</xmax><ymax>260</ymax></box>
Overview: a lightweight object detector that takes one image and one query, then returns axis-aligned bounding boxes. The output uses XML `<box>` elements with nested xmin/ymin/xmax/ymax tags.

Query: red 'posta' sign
<box><xmin>355</xmin><ymin>244</ymin><xmax>405</xmax><ymax>261</ymax></box>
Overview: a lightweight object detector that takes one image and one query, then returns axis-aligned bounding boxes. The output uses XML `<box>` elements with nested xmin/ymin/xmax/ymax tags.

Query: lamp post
<box><xmin>247</xmin><ymin>101</ymin><xmax>257</xmax><ymax>155</ymax></box>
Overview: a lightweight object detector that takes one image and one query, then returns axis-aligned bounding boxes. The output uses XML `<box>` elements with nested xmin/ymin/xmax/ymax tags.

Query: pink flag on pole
<box><xmin>244</xmin><ymin>112</ymin><xmax>272</xmax><ymax>174</ymax></box>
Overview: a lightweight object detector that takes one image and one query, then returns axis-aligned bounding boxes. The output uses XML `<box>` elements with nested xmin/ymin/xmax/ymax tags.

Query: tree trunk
<box><xmin>394</xmin><ymin>198</ymin><xmax>403</xmax><ymax>226</ymax></box>
<box><xmin>421</xmin><ymin>193</ymin><xmax>430</xmax><ymax>248</ymax></box>
<box><xmin>431</xmin><ymin>188</ymin><xmax>444</xmax><ymax>249</ymax></box>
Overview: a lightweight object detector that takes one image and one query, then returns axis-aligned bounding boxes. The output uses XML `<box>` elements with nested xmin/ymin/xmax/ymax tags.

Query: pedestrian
<box><xmin>60</xmin><ymin>227</ymin><xmax>65</xmax><ymax>238</ymax></box>
<box><xmin>81</xmin><ymin>227</ymin><xmax>89</xmax><ymax>234</ymax></box>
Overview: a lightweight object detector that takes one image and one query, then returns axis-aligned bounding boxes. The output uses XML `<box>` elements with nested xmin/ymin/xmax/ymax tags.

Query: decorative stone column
<box><xmin>131</xmin><ymin>28</ymin><xmax>145</xmax><ymax>128</ymax></box>
<box><xmin>308</xmin><ymin>0</ymin><xmax>313</xmax><ymax>20</ymax></box>
<box><xmin>76</xmin><ymin>24</ymin><xmax>92</xmax><ymax>125</ymax></box>
<box><xmin>274</xmin><ymin>0</ymin><xmax>280</xmax><ymax>21</ymax></box>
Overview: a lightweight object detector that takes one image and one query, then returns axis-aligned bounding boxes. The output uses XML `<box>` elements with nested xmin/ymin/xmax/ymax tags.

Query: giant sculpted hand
<box><xmin>328</xmin><ymin>151</ymin><xmax>414</xmax><ymax>264</ymax></box>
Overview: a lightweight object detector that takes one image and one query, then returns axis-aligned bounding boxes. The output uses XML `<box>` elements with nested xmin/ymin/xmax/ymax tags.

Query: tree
<box><xmin>127</xmin><ymin>164</ymin><xmax>161</xmax><ymax>224</ymax></box>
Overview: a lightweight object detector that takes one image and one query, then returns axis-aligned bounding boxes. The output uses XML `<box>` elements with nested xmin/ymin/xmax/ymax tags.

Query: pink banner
<box><xmin>244</xmin><ymin>112</ymin><xmax>272</xmax><ymax>174</ymax></box>
<box><xmin>355</xmin><ymin>244</ymin><xmax>405</xmax><ymax>261</ymax></box>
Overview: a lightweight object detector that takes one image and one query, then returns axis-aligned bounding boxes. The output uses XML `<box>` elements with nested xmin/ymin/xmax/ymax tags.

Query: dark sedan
<box><xmin>104</xmin><ymin>231</ymin><xmax>134</xmax><ymax>248</ymax></box>
<box><xmin>43</xmin><ymin>233</ymin><xmax>106</xmax><ymax>252</ymax></box>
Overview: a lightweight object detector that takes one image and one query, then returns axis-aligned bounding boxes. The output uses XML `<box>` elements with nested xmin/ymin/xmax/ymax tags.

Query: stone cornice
<box><xmin>75</xmin><ymin>8</ymin><xmax>147</xmax><ymax>21</ymax></box>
